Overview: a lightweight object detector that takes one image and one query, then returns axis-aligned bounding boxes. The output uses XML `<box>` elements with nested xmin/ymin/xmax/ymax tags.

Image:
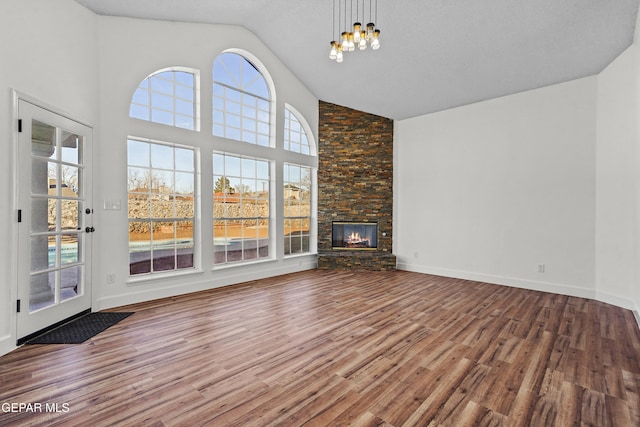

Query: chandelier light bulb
<box><xmin>329</xmin><ymin>41</ymin><xmax>338</xmax><ymax>60</ymax></box>
<box><xmin>353</xmin><ymin>23</ymin><xmax>362</xmax><ymax>43</ymax></box>
<box><xmin>359</xmin><ymin>34</ymin><xmax>367</xmax><ymax>50</ymax></box>
<box><xmin>341</xmin><ymin>31</ymin><xmax>349</xmax><ymax>49</ymax></box>
<box><xmin>336</xmin><ymin>45</ymin><xmax>344</xmax><ymax>63</ymax></box>
<box><xmin>372</xmin><ymin>29</ymin><xmax>381</xmax><ymax>50</ymax></box>
<box><xmin>348</xmin><ymin>32</ymin><xmax>355</xmax><ymax>51</ymax></box>
<box><xmin>366</xmin><ymin>23</ymin><xmax>375</xmax><ymax>41</ymax></box>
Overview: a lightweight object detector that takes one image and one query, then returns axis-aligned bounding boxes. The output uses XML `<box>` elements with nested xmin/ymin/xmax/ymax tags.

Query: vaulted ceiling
<box><xmin>76</xmin><ymin>0</ymin><xmax>639</xmax><ymax>120</ymax></box>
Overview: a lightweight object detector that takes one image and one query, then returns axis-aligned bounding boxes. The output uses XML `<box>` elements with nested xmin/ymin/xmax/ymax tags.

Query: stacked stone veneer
<box><xmin>318</xmin><ymin>101</ymin><xmax>396</xmax><ymax>270</ymax></box>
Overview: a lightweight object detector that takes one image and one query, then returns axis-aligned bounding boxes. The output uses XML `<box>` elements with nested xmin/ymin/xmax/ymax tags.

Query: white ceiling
<box><xmin>75</xmin><ymin>0</ymin><xmax>639</xmax><ymax>120</ymax></box>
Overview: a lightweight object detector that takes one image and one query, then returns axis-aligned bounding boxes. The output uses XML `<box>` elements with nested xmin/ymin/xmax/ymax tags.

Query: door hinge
<box><xmin>17</xmin><ymin>300</ymin><xmax>21</xmax><ymax>313</ymax></box>
<box><xmin>17</xmin><ymin>209</ymin><xmax>22</xmax><ymax>223</ymax></box>
<box><xmin>18</xmin><ymin>119</ymin><xmax>22</xmax><ymax>133</ymax></box>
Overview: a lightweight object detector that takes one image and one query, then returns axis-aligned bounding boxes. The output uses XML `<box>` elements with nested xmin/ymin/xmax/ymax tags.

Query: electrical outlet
<box><xmin>414</xmin><ymin>251</ymin><xmax>419</xmax><ymax>258</ymax></box>
<box><xmin>538</xmin><ymin>264</ymin><xmax>545</xmax><ymax>273</ymax></box>
<box><xmin>106</xmin><ymin>273</ymin><xmax>116</xmax><ymax>284</ymax></box>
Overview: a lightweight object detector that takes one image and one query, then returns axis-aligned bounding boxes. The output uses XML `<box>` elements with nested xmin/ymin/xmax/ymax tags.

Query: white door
<box><xmin>16</xmin><ymin>100</ymin><xmax>93</xmax><ymax>340</ymax></box>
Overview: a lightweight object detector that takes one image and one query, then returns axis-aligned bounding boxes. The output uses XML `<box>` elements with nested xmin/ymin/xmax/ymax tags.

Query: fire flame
<box><xmin>347</xmin><ymin>232</ymin><xmax>363</xmax><ymax>243</ymax></box>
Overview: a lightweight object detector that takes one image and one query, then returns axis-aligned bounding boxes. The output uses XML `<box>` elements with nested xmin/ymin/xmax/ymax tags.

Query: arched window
<box><xmin>213</xmin><ymin>52</ymin><xmax>272</xmax><ymax>146</ymax></box>
<box><xmin>126</xmin><ymin>50</ymin><xmax>315</xmax><ymax>277</ymax></box>
<box><xmin>129</xmin><ymin>67</ymin><xmax>199</xmax><ymax>131</ymax></box>
<box><xmin>284</xmin><ymin>105</ymin><xmax>312</xmax><ymax>155</ymax></box>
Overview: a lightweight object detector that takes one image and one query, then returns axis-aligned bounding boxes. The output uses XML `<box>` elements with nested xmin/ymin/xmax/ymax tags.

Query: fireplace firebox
<box><xmin>332</xmin><ymin>222</ymin><xmax>378</xmax><ymax>250</ymax></box>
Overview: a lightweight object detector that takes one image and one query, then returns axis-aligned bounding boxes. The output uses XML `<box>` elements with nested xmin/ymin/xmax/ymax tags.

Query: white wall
<box><xmin>0</xmin><ymin>0</ymin><xmax>99</xmax><ymax>355</ymax></box>
<box><xmin>396</xmin><ymin>40</ymin><xmax>640</xmax><ymax>315</ymax></box>
<box><xmin>595</xmin><ymin>46</ymin><xmax>638</xmax><ymax>311</ymax></box>
<box><xmin>395</xmin><ymin>77</ymin><xmax>599</xmax><ymax>298</ymax></box>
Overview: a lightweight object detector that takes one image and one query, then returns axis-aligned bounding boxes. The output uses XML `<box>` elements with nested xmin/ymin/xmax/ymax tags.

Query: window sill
<box><xmin>284</xmin><ymin>252</ymin><xmax>317</xmax><ymax>259</ymax></box>
<box><xmin>212</xmin><ymin>257</ymin><xmax>277</xmax><ymax>271</ymax></box>
<box><xmin>126</xmin><ymin>268</ymin><xmax>204</xmax><ymax>285</ymax></box>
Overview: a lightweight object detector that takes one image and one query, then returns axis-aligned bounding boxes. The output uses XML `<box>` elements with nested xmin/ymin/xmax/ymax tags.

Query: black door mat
<box><xmin>25</xmin><ymin>312</ymin><xmax>134</xmax><ymax>344</ymax></box>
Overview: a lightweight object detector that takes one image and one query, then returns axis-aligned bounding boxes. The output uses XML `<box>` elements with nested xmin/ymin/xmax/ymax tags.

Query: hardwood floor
<box><xmin>1</xmin><ymin>270</ymin><xmax>640</xmax><ymax>426</ymax></box>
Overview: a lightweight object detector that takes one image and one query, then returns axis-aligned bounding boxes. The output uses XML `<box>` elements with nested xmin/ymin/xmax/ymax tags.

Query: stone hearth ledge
<box><xmin>317</xmin><ymin>251</ymin><xmax>397</xmax><ymax>271</ymax></box>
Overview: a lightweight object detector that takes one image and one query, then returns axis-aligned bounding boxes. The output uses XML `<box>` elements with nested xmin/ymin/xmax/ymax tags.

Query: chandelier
<box><xmin>329</xmin><ymin>0</ymin><xmax>381</xmax><ymax>63</ymax></box>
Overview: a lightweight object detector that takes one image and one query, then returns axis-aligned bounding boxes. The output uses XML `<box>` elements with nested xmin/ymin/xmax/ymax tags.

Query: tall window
<box><xmin>130</xmin><ymin>68</ymin><xmax>199</xmax><ymax>131</ymax></box>
<box><xmin>213</xmin><ymin>53</ymin><xmax>271</xmax><ymax>146</ymax></box>
<box><xmin>283</xmin><ymin>163</ymin><xmax>312</xmax><ymax>255</ymax></box>
<box><xmin>284</xmin><ymin>107</ymin><xmax>311</xmax><ymax>155</ymax></box>
<box><xmin>128</xmin><ymin>139</ymin><xmax>196</xmax><ymax>275</ymax></box>
<box><xmin>213</xmin><ymin>153</ymin><xmax>270</xmax><ymax>265</ymax></box>
<box><xmin>126</xmin><ymin>52</ymin><xmax>316</xmax><ymax>279</ymax></box>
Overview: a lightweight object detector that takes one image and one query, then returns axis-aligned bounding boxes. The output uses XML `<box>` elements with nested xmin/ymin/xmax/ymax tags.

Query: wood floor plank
<box><xmin>1</xmin><ymin>270</ymin><xmax>639</xmax><ymax>426</ymax></box>
<box><xmin>456</xmin><ymin>401</ymin><xmax>508</xmax><ymax>427</ymax></box>
<box><xmin>622</xmin><ymin>370</ymin><xmax>640</xmax><ymax>426</ymax></box>
<box><xmin>425</xmin><ymin>361</ymin><xmax>492</xmax><ymax>425</ymax></box>
<box><xmin>400</xmin><ymin>357</ymin><xmax>475</xmax><ymax>426</ymax></box>
<box><xmin>580</xmin><ymin>389</ymin><xmax>608</xmax><ymax>426</ymax></box>
<box><xmin>555</xmin><ymin>380</ymin><xmax>583</xmax><ymax>427</ymax></box>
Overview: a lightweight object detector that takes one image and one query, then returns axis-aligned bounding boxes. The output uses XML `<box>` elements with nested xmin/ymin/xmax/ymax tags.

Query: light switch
<box><xmin>103</xmin><ymin>200</ymin><xmax>122</xmax><ymax>210</ymax></box>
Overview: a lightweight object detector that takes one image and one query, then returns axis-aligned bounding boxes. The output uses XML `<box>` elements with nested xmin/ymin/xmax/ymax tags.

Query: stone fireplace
<box><xmin>317</xmin><ymin>101</ymin><xmax>396</xmax><ymax>270</ymax></box>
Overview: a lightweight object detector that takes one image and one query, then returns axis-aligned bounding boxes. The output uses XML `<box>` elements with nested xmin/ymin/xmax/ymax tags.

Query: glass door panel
<box><xmin>17</xmin><ymin>99</ymin><xmax>93</xmax><ymax>340</ymax></box>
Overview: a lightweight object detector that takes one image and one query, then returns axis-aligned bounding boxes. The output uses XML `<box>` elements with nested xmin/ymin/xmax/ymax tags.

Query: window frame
<box><xmin>283</xmin><ymin>163</ymin><xmax>313</xmax><ymax>256</ymax></box>
<box><xmin>129</xmin><ymin>67</ymin><xmax>201</xmax><ymax>131</ymax></box>
<box><xmin>284</xmin><ymin>105</ymin><xmax>313</xmax><ymax>155</ymax></box>
<box><xmin>212</xmin><ymin>50</ymin><xmax>276</xmax><ymax>148</ymax></box>
<box><xmin>127</xmin><ymin>137</ymin><xmax>199</xmax><ymax>277</ymax></box>
<box><xmin>213</xmin><ymin>151</ymin><xmax>272</xmax><ymax>267</ymax></box>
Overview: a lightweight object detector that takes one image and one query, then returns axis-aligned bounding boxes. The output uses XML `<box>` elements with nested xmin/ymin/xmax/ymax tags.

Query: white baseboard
<box><xmin>397</xmin><ymin>262</ymin><xmax>640</xmax><ymax>325</ymax></box>
<box><xmin>95</xmin><ymin>260</ymin><xmax>317</xmax><ymax>311</ymax></box>
<box><xmin>595</xmin><ymin>289</ymin><xmax>637</xmax><ymax>311</ymax></box>
<box><xmin>0</xmin><ymin>334</ymin><xmax>16</xmax><ymax>358</ymax></box>
<box><xmin>397</xmin><ymin>262</ymin><xmax>598</xmax><ymax>300</ymax></box>
<box><xmin>633</xmin><ymin>309</ymin><xmax>640</xmax><ymax>332</ymax></box>
<box><xmin>632</xmin><ymin>299</ymin><xmax>640</xmax><ymax>332</ymax></box>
